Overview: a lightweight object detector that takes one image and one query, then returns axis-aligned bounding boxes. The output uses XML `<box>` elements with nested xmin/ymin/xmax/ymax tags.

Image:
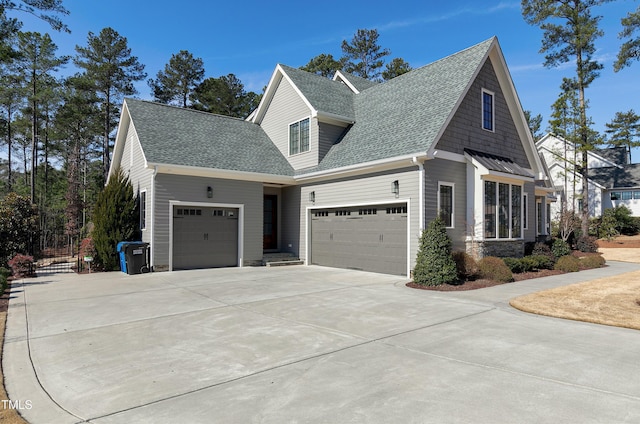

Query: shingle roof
<box><xmin>279</xmin><ymin>65</ymin><xmax>356</xmax><ymax>120</ymax></box>
<box><xmin>595</xmin><ymin>147</ymin><xmax>629</xmax><ymax>166</ymax></box>
<box><xmin>299</xmin><ymin>37</ymin><xmax>495</xmax><ymax>174</ymax></box>
<box><xmin>589</xmin><ymin>164</ymin><xmax>640</xmax><ymax>188</ymax></box>
<box><xmin>336</xmin><ymin>71</ymin><xmax>379</xmax><ymax>92</ymax></box>
<box><xmin>125</xmin><ymin>99</ymin><xmax>294</xmax><ymax>176</ymax></box>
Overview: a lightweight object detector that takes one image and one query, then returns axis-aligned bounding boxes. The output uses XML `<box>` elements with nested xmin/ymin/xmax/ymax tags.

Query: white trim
<box><xmin>481</xmin><ymin>88</ymin><xmax>495</xmax><ymax>132</ymax></box>
<box><xmin>333</xmin><ymin>70</ymin><xmax>361</xmax><ymax>94</ymax></box>
<box><xmin>413</xmin><ymin>157</ymin><xmax>425</xmax><ymax>231</ymax></box>
<box><xmin>305</xmin><ymin>198</ymin><xmax>412</xmax><ymax>277</ymax></box>
<box><xmin>139</xmin><ymin>189</ymin><xmax>147</xmax><ymax>231</ymax></box>
<box><xmin>150</xmin><ymin>163</ymin><xmax>295</xmax><ymax>185</ymax></box>
<box><xmin>438</xmin><ymin>181</ymin><xmax>455</xmax><ymax>229</ymax></box>
<box><xmin>150</xmin><ymin>166</ymin><xmax>157</xmax><ymax>269</ymax></box>
<box><xmin>288</xmin><ymin>116</ymin><xmax>311</xmax><ymax>156</ymax></box>
<box><xmin>168</xmin><ymin>201</ymin><xmax>244</xmax><ymax>272</ymax></box>
<box><xmin>523</xmin><ymin>192</ymin><xmax>529</xmax><ymax>230</ymax></box>
<box><xmin>430</xmin><ymin>150</ymin><xmax>466</xmax><ymax>163</ymax></box>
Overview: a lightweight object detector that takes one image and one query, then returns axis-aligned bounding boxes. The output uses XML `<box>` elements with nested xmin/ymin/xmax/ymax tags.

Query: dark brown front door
<box><xmin>263</xmin><ymin>195</ymin><xmax>277</xmax><ymax>250</ymax></box>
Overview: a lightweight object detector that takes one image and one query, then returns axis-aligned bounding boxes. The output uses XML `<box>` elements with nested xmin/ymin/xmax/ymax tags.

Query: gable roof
<box><xmin>301</xmin><ymin>38</ymin><xmax>497</xmax><ymax>174</ymax></box>
<box><xmin>589</xmin><ymin>164</ymin><xmax>640</xmax><ymax>189</ymax></box>
<box><xmin>333</xmin><ymin>70</ymin><xmax>379</xmax><ymax>93</ymax></box>
<box><xmin>120</xmin><ymin>99</ymin><xmax>294</xmax><ymax>177</ymax></box>
<box><xmin>596</xmin><ymin>147</ymin><xmax>629</xmax><ymax>166</ymax></box>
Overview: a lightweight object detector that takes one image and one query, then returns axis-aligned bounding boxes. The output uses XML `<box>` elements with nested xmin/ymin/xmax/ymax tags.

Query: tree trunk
<box><xmin>7</xmin><ymin>104</ymin><xmax>12</xmax><ymax>192</ymax></box>
<box><xmin>103</xmin><ymin>90</ymin><xmax>111</xmax><ymax>184</ymax></box>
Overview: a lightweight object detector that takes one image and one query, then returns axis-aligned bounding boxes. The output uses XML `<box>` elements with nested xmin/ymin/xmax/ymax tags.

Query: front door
<box><xmin>263</xmin><ymin>195</ymin><xmax>277</xmax><ymax>250</ymax></box>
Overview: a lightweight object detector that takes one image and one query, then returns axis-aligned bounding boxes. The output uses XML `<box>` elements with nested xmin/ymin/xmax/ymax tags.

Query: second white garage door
<box><xmin>172</xmin><ymin>206</ymin><xmax>239</xmax><ymax>270</ymax></box>
<box><xmin>310</xmin><ymin>204</ymin><xmax>408</xmax><ymax>276</ymax></box>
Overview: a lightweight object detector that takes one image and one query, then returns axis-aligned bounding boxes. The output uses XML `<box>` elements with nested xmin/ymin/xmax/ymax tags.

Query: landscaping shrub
<box><xmin>613</xmin><ymin>205</ymin><xmax>640</xmax><ymax>235</ymax></box>
<box><xmin>580</xmin><ymin>255</ymin><xmax>606</xmax><ymax>270</ymax></box>
<box><xmin>0</xmin><ymin>193</ymin><xmax>39</xmax><ymax>268</ymax></box>
<box><xmin>451</xmin><ymin>251</ymin><xmax>478</xmax><ymax>281</ymax></box>
<box><xmin>92</xmin><ymin>168</ymin><xmax>139</xmax><ymax>271</ymax></box>
<box><xmin>532</xmin><ymin>242</ymin><xmax>556</xmax><ymax>264</ymax></box>
<box><xmin>576</xmin><ymin>235</ymin><xmax>598</xmax><ymax>253</ymax></box>
<box><xmin>554</xmin><ymin>255</ymin><xmax>580</xmax><ymax>272</ymax></box>
<box><xmin>413</xmin><ymin>218</ymin><xmax>458</xmax><ymax>286</ymax></box>
<box><xmin>551</xmin><ymin>238</ymin><xmax>571</xmax><ymax>259</ymax></box>
<box><xmin>599</xmin><ymin>208</ymin><xmax>619</xmax><ymax>240</ymax></box>
<box><xmin>503</xmin><ymin>257</ymin><xmax>525</xmax><ymax>274</ymax></box>
<box><xmin>0</xmin><ymin>267</ymin><xmax>10</xmax><ymax>293</ymax></box>
<box><xmin>8</xmin><ymin>254</ymin><xmax>35</xmax><ymax>278</ymax></box>
<box><xmin>478</xmin><ymin>257</ymin><xmax>513</xmax><ymax>283</ymax></box>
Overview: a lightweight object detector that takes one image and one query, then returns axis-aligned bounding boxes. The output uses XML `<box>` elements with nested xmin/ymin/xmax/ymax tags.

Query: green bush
<box><xmin>478</xmin><ymin>257</ymin><xmax>513</xmax><ymax>283</ymax></box>
<box><xmin>551</xmin><ymin>238</ymin><xmax>571</xmax><ymax>258</ymax></box>
<box><xmin>0</xmin><ymin>267</ymin><xmax>9</xmax><ymax>294</ymax></box>
<box><xmin>554</xmin><ymin>255</ymin><xmax>580</xmax><ymax>272</ymax></box>
<box><xmin>613</xmin><ymin>205</ymin><xmax>640</xmax><ymax>235</ymax></box>
<box><xmin>451</xmin><ymin>251</ymin><xmax>478</xmax><ymax>281</ymax></box>
<box><xmin>599</xmin><ymin>208</ymin><xmax>619</xmax><ymax>240</ymax></box>
<box><xmin>413</xmin><ymin>218</ymin><xmax>458</xmax><ymax>286</ymax></box>
<box><xmin>576</xmin><ymin>235</ymin><xmax>598</xmax><ymax>253</ymax></box>
<box><xmin>91</xmin><ymin>168</ymin><xmax>140</xmax><ymax>271</ymax></box>
<box><xmin>526</xmin><ymin>254</ymin><xmax>555</xmax><ymax>271</ymax></box>
<box><xmin>580</xmin><ymin>255</ymin><xmax>606</xmax><ymax>270</ymax></box>
<box><xmin>0</xmin><ymin>193</ymin><xmax>39</xmax><ymax>268</ymax></box>
<box><xmin>532</xmin><ymin>242</ymin><xmax>556</xmax><ymax>264</ymax></box>
<box><xmin>0</xmin><ymin>267</ymin><xmax>10</xmax><ymax>279</ymax></box>
<box><xmin>503</xmin><ymin>257</ymin><xmax>525</xmax><ymax>274</ymax></box>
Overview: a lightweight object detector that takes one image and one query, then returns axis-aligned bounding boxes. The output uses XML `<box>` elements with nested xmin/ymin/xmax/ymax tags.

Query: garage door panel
<box><xmin>173</xmin><ymin>207</ymin><xmax>238</xmax><ymax>270</ymax></box>
<box><xmin>311</xmin><ymin>205</ymin><xmax>407</xmax><ymax>276</ymax></box>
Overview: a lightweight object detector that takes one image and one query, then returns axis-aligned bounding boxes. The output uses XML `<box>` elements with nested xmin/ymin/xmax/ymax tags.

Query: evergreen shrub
<box><xmin>554</xmin><ymin>255</ymin><xmax>580</xmax><ymax>272</ymax></box>
<box><xmin>478</xmin><ymin>257</ymin><xmax>513</xmax><ymax>283</ymax></box>
<box><xmin>413</xmin><ymin>218</ymin><xmax>458</xmax><ymax>286</ymax></box>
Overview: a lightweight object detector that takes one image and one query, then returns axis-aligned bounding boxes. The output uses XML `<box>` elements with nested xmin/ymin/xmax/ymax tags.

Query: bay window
<box><xmin>484</xmin><ymin>180</ymin><xmax>523</xmax><ymax>239</ymax></box>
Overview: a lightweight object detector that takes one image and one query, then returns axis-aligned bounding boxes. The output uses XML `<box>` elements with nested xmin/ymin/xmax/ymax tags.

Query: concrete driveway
<box><xmin>4</xmin><ymin>262</ymin><xmax>640</xmax><ymax>423</ymax></box>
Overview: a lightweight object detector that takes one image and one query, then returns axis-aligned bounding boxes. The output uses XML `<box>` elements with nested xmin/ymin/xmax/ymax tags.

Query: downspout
<box><xmin>412</xmin><ymin>157</ymin><xmax>425</xmax><ymax>231</ymax></box>
<box><xmin>150</xmin><ymin>165</ymin><xmax>158</xmax><ymax>270</ymax></box>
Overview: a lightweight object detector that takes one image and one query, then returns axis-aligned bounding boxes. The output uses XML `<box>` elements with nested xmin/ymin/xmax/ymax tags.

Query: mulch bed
<box><xmin>406</xmin><ymin>269</ymin><xmax>565</xmax><ymax>292</ymax></box>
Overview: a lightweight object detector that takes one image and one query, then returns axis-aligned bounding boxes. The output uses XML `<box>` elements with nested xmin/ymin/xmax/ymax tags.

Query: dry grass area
<box><xmin>511</xmin><ymin>237</ymin><xmax>640</xmax><ymax>330</ymax></box>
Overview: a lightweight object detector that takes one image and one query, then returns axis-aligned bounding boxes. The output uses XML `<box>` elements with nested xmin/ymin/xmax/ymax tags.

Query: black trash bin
<box><xmin>122</xmin><ymin>242</ymin><xmax>150</xmax><ymax>275</ymax></box>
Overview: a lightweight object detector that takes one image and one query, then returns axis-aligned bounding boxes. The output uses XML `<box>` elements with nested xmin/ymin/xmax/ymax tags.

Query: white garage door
<box><xmin>172</xmin><ymin>206</ymin><xmax>239</xmax><ymax>270</ymax></box>
<box><xmin>311</xmin><ymin>204</ymin><xmax>408</xmax><ymax>276</ymax></box>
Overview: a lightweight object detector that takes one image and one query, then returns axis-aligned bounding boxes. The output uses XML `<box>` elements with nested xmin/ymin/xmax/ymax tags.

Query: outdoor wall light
<box><xmin>207</xmin><ymin>186</ymin><xmax>213</xmax><ymax>198</ymax></box>
<box><xmin>392</xmin><ymin>180</ymin><xmax>399</xmax><ymax>197</ymax></box>
<box><xmin>309</xmin><ymin>191</ymin><xmax>315</xmax><ymax>203</ymax></box>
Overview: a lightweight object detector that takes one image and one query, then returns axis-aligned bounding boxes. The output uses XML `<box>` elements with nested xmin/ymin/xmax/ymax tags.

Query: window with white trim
<box><xmin>484</xmin><ymin>181</ymin><xmax>522</xmax><ymax>239</ymax></box>
<box><xmin>438</xmin><ymin>182</ymin><xmax>454</xmax><ymax>228</ymax></box>
<box><xmin>289</xmin><ymin>117</ymin><xmax>310</xmax><ymax>155</ymax></box>
<box><xmin>482</xmin><ymin>89</ymin><xmax>494</xmax><ymax>131</ymax></box>
<box><xmin>523</xmin><ymin>193</ymin><xmax>529</xmax><ymax>230</ymax></box>
<box><xmin>139</xmin><ymin>190</ymin><xmax>147</xmax><ymax>230</ymax></box>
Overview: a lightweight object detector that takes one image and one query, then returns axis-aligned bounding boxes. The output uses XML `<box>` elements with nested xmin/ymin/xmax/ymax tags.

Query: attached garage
<box><xmin>310</xmin><ymin>203</ymin><xmax>408</xmax><ymax>276</ymax></box>
<box><xmin>172</xmin><ymin>206</ymin><xmax>239</xmax><ymax>270</ymax></box>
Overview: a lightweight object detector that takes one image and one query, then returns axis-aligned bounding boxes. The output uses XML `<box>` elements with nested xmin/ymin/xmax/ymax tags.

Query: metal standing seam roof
<box><xmin>465</xmin><ymin>148</ymin><xmax>535</xmax><ymax>179</ymax></box>
<box><xmin>124</xmin><ymin>98</ymin><xmax>294</xmax><ymax>176</ymax></box>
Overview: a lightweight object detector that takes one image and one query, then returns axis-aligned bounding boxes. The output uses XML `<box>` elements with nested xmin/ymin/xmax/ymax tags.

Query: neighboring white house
<box><xmin>537</xmin><ymin>133</ymin><xmax>640</xmax><ymax>219</ymax></box>
<box><xmin>109</xmin><ymin>37</ymin><xmax>555</xmax><ymax>276</ymax></box>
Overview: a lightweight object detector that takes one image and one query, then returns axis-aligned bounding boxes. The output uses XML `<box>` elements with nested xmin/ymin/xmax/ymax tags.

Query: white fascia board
<box><xmin>108</xmin><ymin>101</ymin><xmax>131</xmax><ymax>182</ymax></box>
<box><xmin>294</xmin><ymin>153</ymin><xmax>429</xmax><ymax>183</ymax></box>
<box><xmin>250</xmin><ymin>66</ymin><xmax>281</xmax><ymax>123</ymax></box>
<box><xmin>429</xmin><ymin>150</ymin><xmax>466</xmax><ymax>163</ymax></box>
<box><xmin>333</xmin><ymin>71</ymin><xmax>360</xmax><ymax>94</ymax></box>
<box><xmin>314</xmin><ymin>110</ymin><xmax>354</xmax><ymax>125</ymax></box>
<box><xmin>150</xmin><ymin>163</ymin><xmax>295</xmax><ymax>185</ymax></box>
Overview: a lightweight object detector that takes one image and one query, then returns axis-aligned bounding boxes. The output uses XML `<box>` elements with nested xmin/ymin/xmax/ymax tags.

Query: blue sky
<box><xmin>15</xmin><ymin>0</ymin><xmax>640</xmax><ymax>151</ymax></box>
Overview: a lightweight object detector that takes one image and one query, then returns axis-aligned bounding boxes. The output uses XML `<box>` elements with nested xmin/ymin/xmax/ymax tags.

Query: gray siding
<box><xmin>297</xmin><ymin>167</ymin><xmax>420</xmax><ymax>271</ymax></box>
<box><xmin>318</xmin><ymin>122</ymin><xmax>348</xmax><ymax>163</ymax></box>
<box><xmin>424</xmin><ymin>158</ymin><xmax>467</xmax><ymax>251</ymax></box>
<box><xmin>260</xmin><ymin>77</ymin><xmax>318</xmax><ymax>170</ymax></box>
<box><xmin>120</xmin><ymin>124</ymin><xmax>153</xmax><ymax>244</ymax></box>
<box><xmin>435</xmin><ymin>58</ymin><xmax>529</xmax><ymax>169</ymax></box>
<box><xmin>263</xmin><ymin>186</ymin><xmax>283</xmax><ymax>251</ymax></box>
<box><xmin>153</xmin><ymin>174</ymin><xmax>263</xmax><ymax>269</ymax></box>
<box><xmin>523</xmin><ymin>182</ymin><xmax>537</xmax><ymax>242</ymax></box>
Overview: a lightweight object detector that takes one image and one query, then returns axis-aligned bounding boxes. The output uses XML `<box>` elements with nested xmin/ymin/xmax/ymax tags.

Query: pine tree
<box><xmin>341</xmin><ymin>28</ymin><xmax>390</xmax><ymax>81</ymax></box>
<box><xmin>91</xmin><ymin>167</ymin><xmax>138</xmax><ymax>271</ymax></box>
<box><xmin>148</xmin><ymin>50</ymin><xmax>204</xmax><ymax>107</ymax></box>
<box><xmin>605</xmin><ymin>110</ymin><xmax>640</xmax><ymax>163</ymax></box>
<box><xmin>413</xmin><ymin>218</ymin><xmax>458</xmax><ymax>286</ymax></box>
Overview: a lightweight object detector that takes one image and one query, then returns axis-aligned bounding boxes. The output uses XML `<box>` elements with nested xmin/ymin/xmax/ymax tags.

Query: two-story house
<box><xmin>537</xmin><ymin>133</ymin><xmax>640</xmax><ymax>219</ymax></box>
<box><xmin>109</xmin><ymin>37</ymin><xmax>554</xmax><ymax>276</ymax></box>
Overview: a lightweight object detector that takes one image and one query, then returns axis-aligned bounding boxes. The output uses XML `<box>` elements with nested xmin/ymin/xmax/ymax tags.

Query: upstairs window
<box><xmin>482</xmin><ymin>89</ymin><xmax>494</xmax><ymax>131</ymax></box>
<box><xmin>289</xmin><ymin>118</ymin><xmax>310</xmax><ymax>155</ymax></box>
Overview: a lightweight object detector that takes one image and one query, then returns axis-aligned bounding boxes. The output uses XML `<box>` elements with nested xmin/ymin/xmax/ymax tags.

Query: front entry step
<box><xmin>262</xmin><ymin>252</ymin><xmax>304</xmax><ymax>267</ymax></box>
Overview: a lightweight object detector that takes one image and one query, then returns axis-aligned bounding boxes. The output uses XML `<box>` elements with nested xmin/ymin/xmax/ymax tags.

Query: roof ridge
<box><xmin>125</xmin><ymin>98</ymin><xmax>248</xmax><ymax>123</ymax></box>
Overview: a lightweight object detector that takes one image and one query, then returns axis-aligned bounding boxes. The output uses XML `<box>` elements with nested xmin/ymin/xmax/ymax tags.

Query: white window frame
<box><xmin>481</xmin><ymin>88</ymin><xmax>495</xmax><ymax>132</ymax></box>
<box><xmin>140</xmin><ymin>189</ymin><xmax>147</xmax><ymax>231</ymax></box>
<box><xmin>288</xmin><ymin>117</ymin><xmax>310</xmax><ymax>156</ymax></box>
<box><xmin>438</xmin><ymin>181</ymin><xmax>455</xmax><ymax>229</ymax></box>
<box><xmin>484</xmin><ymin>180</ymin><xmax>524</xmax><ymax>240</ymax></box>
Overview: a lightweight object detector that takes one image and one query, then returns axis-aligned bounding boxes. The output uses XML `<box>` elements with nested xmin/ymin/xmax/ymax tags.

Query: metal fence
<box><xmin>37</xmin><ymin>236</ymin><xmax>80</xmax><ymax>275</ymax></box>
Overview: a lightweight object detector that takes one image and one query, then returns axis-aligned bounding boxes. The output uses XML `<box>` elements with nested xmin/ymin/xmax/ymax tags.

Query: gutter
<box><xmin>412</xmin><ymin>156</ymin><xmax>427</xmax><ymax>231</ymax></box>
<box><xmin>150</xmin><ymin>165</ymin><xmax>158</xmax><ymax>270</ymax></box>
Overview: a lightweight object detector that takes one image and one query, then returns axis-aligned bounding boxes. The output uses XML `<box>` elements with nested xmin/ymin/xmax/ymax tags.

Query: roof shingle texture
<box><xmin>589</xmin><ymin>164</ymin><xmax>640</xmax><ymax>188</ymax></box>
<box><xmin>300</xmin><ymin>38</ymin><xmax>494</xmax><ymax>173</ymax></box>
<box><xmin>125</xmin><ymin>99</ymin><xmax>294</xmax><ymax>176</ymax></box>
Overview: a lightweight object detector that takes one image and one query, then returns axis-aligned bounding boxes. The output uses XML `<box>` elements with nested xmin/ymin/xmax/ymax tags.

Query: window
<box><xmin>139</xmin><ymin>191</ymin><xmax>146</xmax><ymax>230</ymax></box>
<box><xmin>438</xmin><ymin>182</ymin><xmax>454</xmax><ymax>228</ymax></box>
<box><xmin>485</xmin><ymin>181</ymin><xmax>523</xmax><ymax>239</ymax></box>
<box><xmin>611</xmin><ymin>192</ymin><xmax>621</xmax><ymax>200</ymax></box>
<box><xmin>622</xmin><ymin>191</ymin><xmax>633</xmax><ymax>200</ymax></box>
<box><xmin>536</xmin><ymin>199</ymin><xmax>543</xmax><ymax>235</ymax></box>
<box><xmin>289</xmin><ymin>118</ymin><xmax>310</xmax><ymax>155</ymax></box>
<box><xmin>634</xmin><ymin>191</ymin><xmax>640</xmax><ymax>200</ymax></box>
<box><xmin>482</xmin><ymin>89</ymin><xmax>494</xmax><ymax>131</ymax></box>
<box><xmin>523</xmin><ymin>193</ymin><xmax>529</xmax><ymax>230</ymax></box>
